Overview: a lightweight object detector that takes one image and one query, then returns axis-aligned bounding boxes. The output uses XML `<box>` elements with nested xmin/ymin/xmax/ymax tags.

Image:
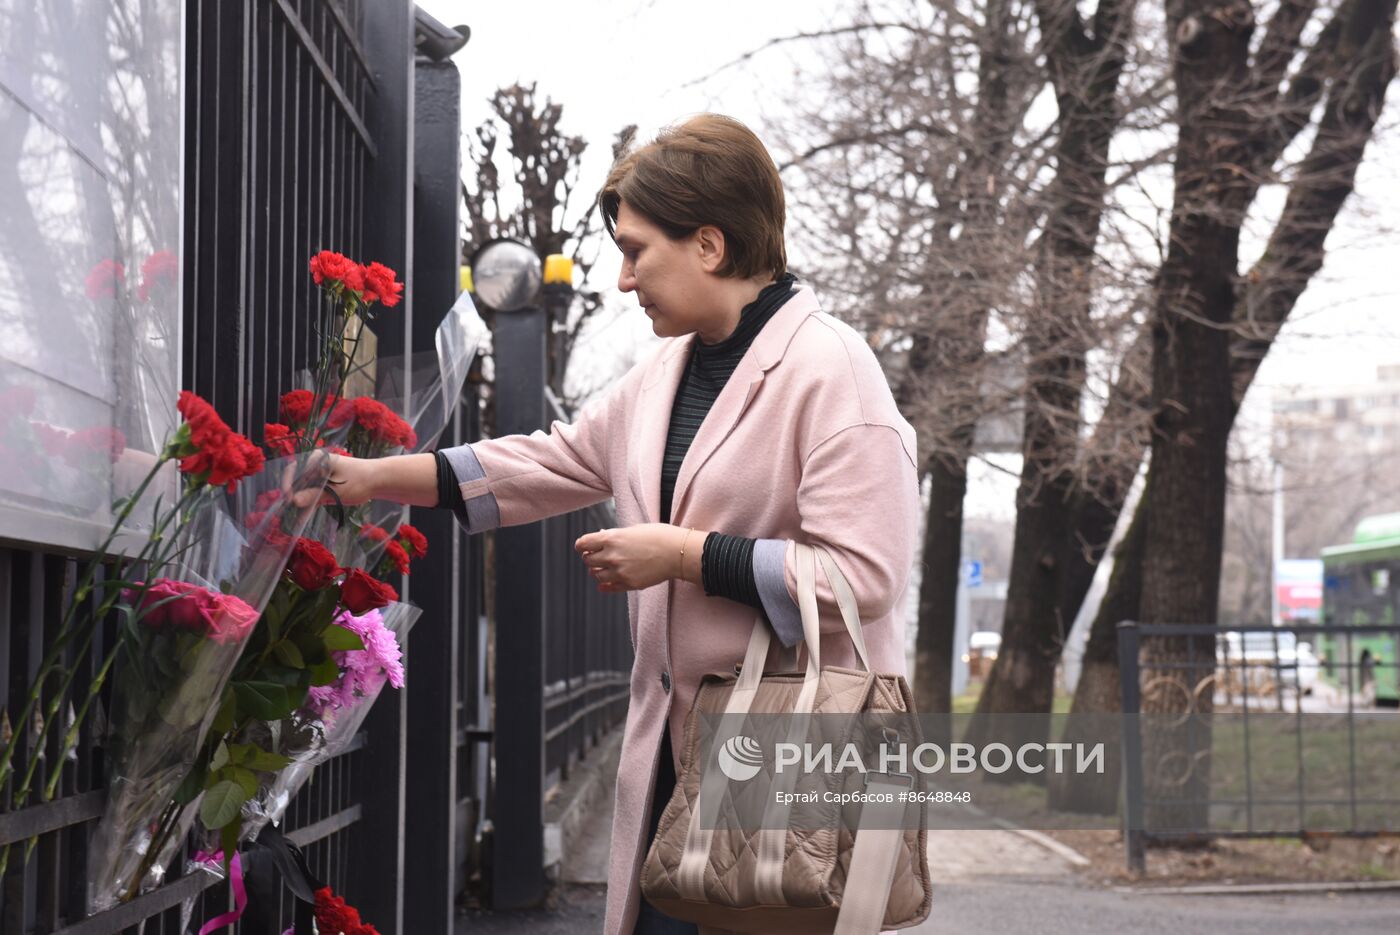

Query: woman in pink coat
<box><xmin>312</xmin><ymin>114</ymin><xmax>921</xmax><ymax>934</ymax></box>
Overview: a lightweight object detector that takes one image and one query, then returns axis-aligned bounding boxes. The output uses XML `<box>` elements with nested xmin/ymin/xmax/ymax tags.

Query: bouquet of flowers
<box><xmin>50</xmin><ymin>392</ymin><xmax>334</xmax><ymax>910</ymax></box>
<box><xmin>174</xmin><ymin>250</ymin><xmax>474</xmax><ymax>927</ymax></box>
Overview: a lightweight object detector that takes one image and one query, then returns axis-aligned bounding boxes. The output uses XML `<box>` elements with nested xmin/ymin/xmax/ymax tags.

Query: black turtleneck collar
<box><xmin>694</xmin><ymin>272</ymin><xmax>798</xmax><ymax>358</ymax></box>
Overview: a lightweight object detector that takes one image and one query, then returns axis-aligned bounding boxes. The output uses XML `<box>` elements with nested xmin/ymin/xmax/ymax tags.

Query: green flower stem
<box><xmin>124</xmin><ymin>797</ymin><xmax>183</xmax><ymax>902</ymax></box>
<box><xmin>7</xmin><ymin>481</ymin><xmax>202</xmax><ymax>811</ymax></box>
<box><xmin>0</xmin><ymin>454</ymin><xmax>169</xmax><ymax>788</ymax></box>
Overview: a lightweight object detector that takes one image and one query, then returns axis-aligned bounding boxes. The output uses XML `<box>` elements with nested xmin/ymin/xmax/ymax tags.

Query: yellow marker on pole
<box><xmin>460</xmin><ymin>265</ymin><xmax>474</xmax><ymax>294</ymax></box>
<box><xmin>543</xmin><ymin>254</ymin><xmax>573</xmax><ymax>286</ymax></box>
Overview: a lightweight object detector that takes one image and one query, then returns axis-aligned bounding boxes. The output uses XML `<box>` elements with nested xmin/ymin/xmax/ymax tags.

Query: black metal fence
<box><xmin>1117</xmin><ymin>621</ymin><xmax>1400</xmax><ymax>872</ymax></box>
<box><xmin>2</xmin><ymin>1</ymin><xmax>633</xmax><ymax>929</ymax></box>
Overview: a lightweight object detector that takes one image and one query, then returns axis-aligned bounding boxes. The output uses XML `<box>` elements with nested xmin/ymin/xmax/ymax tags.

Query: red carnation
<box><xmin>1</xmin><ymin>385</ymin><xmax>36</xmax><ymax>417</ymax></box>
<box><xmin>360</xmin><ymin>262</ymin><xmax>403</xmax><ymax>308</ymax></box>
<box><xmin>383</xmin><ymin>540</ymin><xmax>411</xmax><ymax>576</ymax></box>
<box><xmin>264</xmin><ymin>422</ymin><xmax>299</xmax><ymax>457</ymax></box>
<box><xmin>309</xmin><ymin>250</ymin><xmax>358</xmax><ymax>288</ymax></box>
<box><xmin>85</xmin><ymin>259</ymin><xmax>125</xmax><ymax>300</ymax></box>
<box><xmin>340</xmin><ymin>568</ymin><xmax>396</xmax><ymax>615</ymax></box>
<box><xmin>32</xmin><ymin>422</ymin><xmax>71</xmax><ymax>455</ymax></box>
<box><xmin>255</xmin><ymin>488</ymin><xmax>283</xmax><ymax>511</ymax></box>
<box><xmin>313</xmin><ymin>886</ymin><xmax>361</xmax><ymax>934</ymax></box>
<box><xmin>349</xmin><ymin>397</ymin><xmax>415</xmax><ymax>449</ymax></box>
<box><xmin>66</xmin><ymin>426</ymin><xmax>126</xmax><ymax>464</ymax></box>
<box><xmin>175</xmin><ymin>391</ymin><xmax>265</xmax><ymax>492</ymax></box>
<box><xmin>397</xmin><ymin>524</ymin><xmax>428</xmax><ymax>560</ymax></box>
<box><xmin>359</xmin><ymin>524</ymin><xmax>390</xmax><ymax>544</ymax></box>
<box><xmin>280</xmin><ymin>389</ymin><xmax>341</xmax><ymax>426</ymax></box>
<box><xmin>287</xmin><ymin>537</ymin><xmax>342</xmax><ymax>591</ymax></box>
<box><xmin>137</xmin><ymin>250</ymin><xmax>178</xmax><ymax>301</ymax></box>
<box><xmin>325</xmin><ymin>397</ymin><xmax>357</xmax><ymax>429</ymax></box>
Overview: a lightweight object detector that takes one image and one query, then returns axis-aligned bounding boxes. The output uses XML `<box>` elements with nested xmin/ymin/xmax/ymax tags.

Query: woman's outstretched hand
<box><xmin>574</xmin><ymin>523</ymin><xmax>707</xmax><ymax>593</ymax></box>
<box><xmin>287</xmin><ymin>452</ymin><xmax>379</xmax><ymax>510</ymax></box>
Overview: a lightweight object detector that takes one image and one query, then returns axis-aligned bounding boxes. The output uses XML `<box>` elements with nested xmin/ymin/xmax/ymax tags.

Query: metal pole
<box><xmin>491</xmin><ymin>298</ymin><xmax>549</xmax><ymax>908</ymax></box>
<box><xmin>1117</xmin><ymin>620</ymin><xmax>1146</xmax><ymax>874</ymax></box>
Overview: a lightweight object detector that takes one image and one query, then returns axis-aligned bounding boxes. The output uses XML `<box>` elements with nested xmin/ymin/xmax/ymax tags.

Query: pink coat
<box><xmin>452</xmin><ymin>284</ymin><xmax>921</xmax><ymax>934</ymax></box>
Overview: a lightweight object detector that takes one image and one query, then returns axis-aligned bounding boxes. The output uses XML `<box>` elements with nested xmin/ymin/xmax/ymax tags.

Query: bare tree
<box><xmin>1055</xmin><ymin>0</ymin><xmax>1399</xmax><ymax>819</ymax></box>
<box><xmin>966</xmin><ymin>0</ymin><xmax>1140</xmax><ymax>749</ymax></box>
<box><xmin>461</xmin><ymin>83</ymin><xmax>623</xmax><ymax>410</ymax></box>
<box><xmin>771</xmin><ymin>0</ymin><xmax>1051</xmax><ymax>719</ymax></box>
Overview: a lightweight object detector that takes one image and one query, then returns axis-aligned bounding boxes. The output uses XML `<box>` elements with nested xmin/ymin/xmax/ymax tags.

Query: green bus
<box><xmin>1320</xmin><ymin>512</ymin><xmax>1400</xmax><ymax>706</ymax></box>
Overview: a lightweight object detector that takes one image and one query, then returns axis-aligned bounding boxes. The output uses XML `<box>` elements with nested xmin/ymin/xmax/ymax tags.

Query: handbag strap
<box><xmin>832</xmin><ymin>773</ymin><xmax>912</xmax><ymax>935</ymax></box>
<box><xmin>677</xmin><ymin>542</ymin><xmax>881</xmax><ymax>904</ymax></box>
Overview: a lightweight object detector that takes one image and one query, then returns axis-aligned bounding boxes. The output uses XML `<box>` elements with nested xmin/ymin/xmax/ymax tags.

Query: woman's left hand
<box><xmin>574</xmin><ymin>523</ymin><xmax>695</xmax><ymax>592</ymax></box>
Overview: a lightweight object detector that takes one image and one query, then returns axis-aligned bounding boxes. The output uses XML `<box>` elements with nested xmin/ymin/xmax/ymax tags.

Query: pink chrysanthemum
<box><xmin>305</xmin><ymin>607</ymin><xmax>405</xmax><ymax>721</ymax></box>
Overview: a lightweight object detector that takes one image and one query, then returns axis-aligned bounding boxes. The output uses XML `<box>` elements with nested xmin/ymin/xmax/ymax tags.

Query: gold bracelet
<box><xmin>678</xmin><ymin>527</ymin><xmax>694</xmax><ymax>580</ymax></box>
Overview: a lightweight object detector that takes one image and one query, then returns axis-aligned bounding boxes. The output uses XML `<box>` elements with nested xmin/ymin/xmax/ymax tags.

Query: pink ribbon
<box><xmin>193</xmin><ymin>850</ymin><xmax>248</xmax><ymax>935</ymax></box>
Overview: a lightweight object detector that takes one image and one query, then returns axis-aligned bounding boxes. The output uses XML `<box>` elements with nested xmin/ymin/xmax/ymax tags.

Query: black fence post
<box><xmin>491</xmin><ymin>301</ymin><xmax>549</xmax><ymax>908</ymax></box>
<box><xmin>355</xmin><ymin>0</ymin><xmax>414</xmax><ymax>929</ymax></box>
<box><xmin>1116</xmin><ymin>620</ymin><xmax>1146</xmax><ymax>874</ymax></box>
<box><xmin>403</xmin><ymin>55</ymin><xmax>463</xmax><ymax>933</ymax></box>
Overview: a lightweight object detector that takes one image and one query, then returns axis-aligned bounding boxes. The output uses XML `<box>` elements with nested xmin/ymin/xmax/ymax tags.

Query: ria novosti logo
<box><xmin>716</xmin><ymin>734</ymin><xmax>764</xmax><ymax>781</ymax></box>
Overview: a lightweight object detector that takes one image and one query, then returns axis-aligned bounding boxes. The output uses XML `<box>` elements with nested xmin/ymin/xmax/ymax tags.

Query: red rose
<box><xmin>287</xmin><ymin>537</ymin><xmax>342</xmax><ymax>591</ymax></box>
<box><xmin>360</xmin><ymin>262</ymin><xmax>402</xmax><ymax>308</ymax></box>
<box><xmin>309</xmin><ymin>251</ymin><xmax>358</xmax><ymax>288</ymax></box>
<box><xmin>397</xmin><ymin>524</ymin><xmax>428</xmax><ymax>560</ymax></box>
<box><xmin>123</xmin><ymin>579</ymin><xmax>258</xmax><ymax>644</ymax></box>
<box><xmin>383</xmin><ymin>540</ymin><xmax>410</xmax><ymax>576</ymax></box>
<box><xmin>339</xmin><ymin>568</ymin><xmax>396</xmax><ymax>614</ymax></box>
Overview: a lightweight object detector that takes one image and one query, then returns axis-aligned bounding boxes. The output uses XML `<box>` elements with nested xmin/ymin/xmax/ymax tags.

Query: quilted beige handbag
<box><xmin>640</xmin><ymin>542</ymin><xmax>932</xmax><ymax>934</ymax></box>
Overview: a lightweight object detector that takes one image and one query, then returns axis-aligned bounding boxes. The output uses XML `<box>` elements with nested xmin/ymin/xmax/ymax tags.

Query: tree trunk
<box><xmin>913</xmin><ymin>451</ymin><xmax>970</xmax><ymax>742</ymax></box>
<box><xmin>966</xmin><ymin>0</ymin><xmax>1133</xmax><ymax>745</ymax></box>
<box><xmin>1047</xmin><ymin>481</ymin><xmax>1147</xmax><ymax>811</ymax></box>
<box><xmin>1057</xmin><ymin>0</ymin><xmax>1398</xmax><ymax>819</ymax></box>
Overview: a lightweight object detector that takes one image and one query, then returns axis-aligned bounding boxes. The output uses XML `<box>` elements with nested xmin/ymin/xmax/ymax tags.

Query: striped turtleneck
<box><xmin>661</xmin><ymin>273</ymin><xmax>796</xmax><ymax>613</ymax></box>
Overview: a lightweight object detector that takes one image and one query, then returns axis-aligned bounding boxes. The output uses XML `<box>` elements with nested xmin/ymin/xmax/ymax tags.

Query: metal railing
<box><xmin>1118</xmin><ymin>620</ymin><xmax>1400</xmax><ymax>872</ymax></box>
<box><xmin>1</xmin><ymin>1</ymin><xmax>412</xmax><ymax>931</ymax></box>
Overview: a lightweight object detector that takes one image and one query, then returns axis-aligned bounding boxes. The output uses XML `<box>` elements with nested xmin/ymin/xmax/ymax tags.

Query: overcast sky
<box><xmin>419</xmin><ymin>1</ymin><xmax>1400</xmax><ymax>520</ymax></box>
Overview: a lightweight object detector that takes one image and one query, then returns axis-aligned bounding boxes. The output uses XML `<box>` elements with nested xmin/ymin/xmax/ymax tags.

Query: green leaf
<box><xmin>258</xmin><ymin>664</ymin><xmax>304</xmax><ymax>687</ymax></box>
<box><xmin>309</xmin><ymin>656</ymin><xmax>340</xmax><ymax>687</ymax></box>
<box><xmin>229</xmin><ymin>766</ymin><xmax>259</xmax><ymax>799</ymax></box>
<box><xmin>173</xmin><ymin>763</ymin><xmax>208</xmax><ymax>806</ymax></box>
<box><xmin>220</xmin><ymin>819</ymin><xmax>240</xmax><ymax>869</ymax></box>
<box><xmin>232</xmin><ymin>681</ymin><xmax>293</xmax><ymax>721</ymax></box>
<box><xmin>324</xmin><ymin>625</ymin><xmax>365</xmax><ymax>652</ymax></box>
<box><xmin>243</xmin><ymin>748</ymin><xmax>294</xmax><ymax>773</ymax></box>
<box><xmin>200</xmin><ymin>779</ymin><xmax>248</xmax><ymax>830</ymax></box>
<box><xmin>272</xmin><ymin>640</ymin><xmax>305</xmax><ymax>669</ymax></box>
<box><xmin>209</xmin><ymin>741</ymin><xmax>230</xmax><ymax>772</ymax></box>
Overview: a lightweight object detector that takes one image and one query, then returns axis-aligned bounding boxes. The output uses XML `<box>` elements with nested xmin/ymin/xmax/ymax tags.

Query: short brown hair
<box><xmin>599</xmin><ymin>114</ymin><xmax>787</xmax><ymax>280</ymax></box>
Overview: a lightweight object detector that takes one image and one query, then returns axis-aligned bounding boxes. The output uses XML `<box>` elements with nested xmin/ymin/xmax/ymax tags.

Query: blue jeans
<box><xmin>634</xmin><ymin>728</ymin><xmax>700</xmax><ymax>935</ymax></box>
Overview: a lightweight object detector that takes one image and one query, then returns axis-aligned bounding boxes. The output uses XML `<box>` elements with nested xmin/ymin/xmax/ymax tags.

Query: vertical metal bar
<box><xmin>492</xmin><ymin>302</ymin><xmax>550</xmax><ymax>909</ymax></box>
<box><xmin>1117</xmin><ymin>621</ymin><xmax>1146</xmax><ymax>875</ymax></box>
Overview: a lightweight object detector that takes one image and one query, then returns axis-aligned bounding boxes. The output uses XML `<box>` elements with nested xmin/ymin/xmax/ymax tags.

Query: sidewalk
<box><xmin>456</xmin><ymin>783</ymin><xmax>1400</xmax><ymax>934</ymax></box>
